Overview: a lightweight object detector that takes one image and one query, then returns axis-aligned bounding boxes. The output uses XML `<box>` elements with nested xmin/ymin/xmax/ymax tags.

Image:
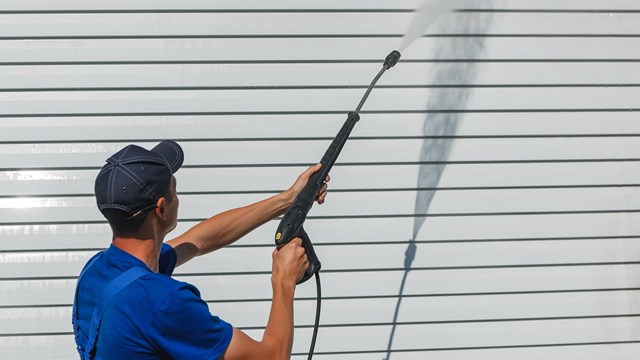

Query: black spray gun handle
<box><xmin>275</xmin><ymin>112</ymin><xmax>360</xmax><ymax>284</ymax></box>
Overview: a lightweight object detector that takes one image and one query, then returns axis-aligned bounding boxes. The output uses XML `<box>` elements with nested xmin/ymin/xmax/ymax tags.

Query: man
<box><xmin>72</xmin><ymin>140</ymin><xmax>328</xmax><ymax>359</ymax></box>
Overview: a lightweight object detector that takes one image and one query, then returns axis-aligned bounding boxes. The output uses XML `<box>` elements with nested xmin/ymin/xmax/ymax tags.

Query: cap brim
<box><xmin>151</xmin><ymin>140</ymin><xmax>184</xmax><ymax>173</ymax></box>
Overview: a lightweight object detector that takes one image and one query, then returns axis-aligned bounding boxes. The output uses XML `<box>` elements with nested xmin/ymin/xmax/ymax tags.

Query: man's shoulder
<box><xmin>121</xmin><ymin>271</ymin><xmax>203</xmax><ymax>307</ymax></box>
<box><xmin>124</xmin><ymin>270</ymin><xmax>184</xmax><ymax>298</ymax></box>
<box><xmin>106</xmin><ymin>272</ymin><xmax>194</xmax><ymax>325</ymax></box>
<box><xmin>139</xmin><ymin>274</ymin><xmax>202</xmax><ymax>306</ymax></box>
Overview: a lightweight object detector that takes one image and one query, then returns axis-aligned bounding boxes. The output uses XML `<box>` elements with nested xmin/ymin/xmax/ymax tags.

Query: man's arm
<box><xmin>166</xmin><ymin>164</ymin><xmax>328</xmax><ymax>267</ymax></box>
<box><xmin>222</xmin><ymin>238</ymin><xmax>307</xmax><ymax>360</ymax></box>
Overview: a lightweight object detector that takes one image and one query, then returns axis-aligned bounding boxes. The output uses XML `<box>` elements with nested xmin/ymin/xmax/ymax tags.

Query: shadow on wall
<box><xmin>383</xmin><ymin>0</ymin><xmax>494</xmax><ymax>358</ymax></box>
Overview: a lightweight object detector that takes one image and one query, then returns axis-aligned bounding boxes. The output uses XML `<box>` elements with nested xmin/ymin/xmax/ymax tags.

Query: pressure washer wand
<box><xmin>273</xmin><ymin>50</ymin><xmax>400</xmax><ymax>360</ymax></box>
<box><xmin>274</xmin><ymin>50</ymin><xmax>401</xmax><ymax>283</ymax></box>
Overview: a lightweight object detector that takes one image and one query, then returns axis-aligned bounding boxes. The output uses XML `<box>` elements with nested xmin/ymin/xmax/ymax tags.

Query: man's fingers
<box><xmin>316</xmin><ymin>190</ymin><xmax>327</xmax><ymax>205</ymax></box>
<box><xmin>281</xmin><ymin>237</ymin><xmax>302</xmax><ymax>249</ymax></box>
<box><xmin>316</xmin><ymin>181</ymin><xmax>328</xmax><ymax>204</ymax></box>
<box><xmin>302</xmin><ymin>163</ymin><xmax>322</xmax><ymax>178</ymax></box>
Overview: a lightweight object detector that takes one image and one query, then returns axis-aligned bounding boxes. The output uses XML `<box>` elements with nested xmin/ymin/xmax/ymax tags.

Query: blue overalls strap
<box><xmin>73</xmin><ymin>266</ymin><xmax>149</xmax><ymax>360</ymax></box>
<box><xmin>72</xmin><ymin>255</ymin><xmax>101</xmax><ymax>357</ymax></box>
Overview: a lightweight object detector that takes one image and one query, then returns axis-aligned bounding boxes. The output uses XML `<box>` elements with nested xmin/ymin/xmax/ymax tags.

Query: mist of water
<box><xmin>412</xmin><ymin>0</ymin><xmax>493</xmax><ymax>239</ymax></box>
<box><xmin>398</xmin><ymin>0</ymin><xmax>463</xmax><ymax>52</ymax></box>
<box><xmin>384</xmin><ymin>2</ymin><xmax>494</xmax><ymax>358</ymax></box>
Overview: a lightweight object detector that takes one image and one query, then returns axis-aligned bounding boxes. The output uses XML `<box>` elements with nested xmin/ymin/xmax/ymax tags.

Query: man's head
<box><xmin>95</xmin><ymin>140</ymin><xmax>184</xmax><ymax>236</ymax></box>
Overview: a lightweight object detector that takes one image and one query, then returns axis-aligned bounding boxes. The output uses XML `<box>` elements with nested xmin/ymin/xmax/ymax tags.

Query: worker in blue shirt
<box><xmin>72</xmin><ymin>140</ymin><xmax>328</xmax><ymax>360</ymax></box>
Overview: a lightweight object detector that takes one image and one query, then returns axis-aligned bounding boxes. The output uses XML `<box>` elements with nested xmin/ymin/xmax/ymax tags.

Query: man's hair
<box><xmin>103</xmin><ymin>181</ymin><xmax>175</xmax><ymax>237</ymax></box>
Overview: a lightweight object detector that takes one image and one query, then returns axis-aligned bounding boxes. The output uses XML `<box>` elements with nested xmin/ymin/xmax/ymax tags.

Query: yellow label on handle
<box><xmin>275</xmin><ymin>232</ymin><xmax>282</xmax><ymax>241</ymax></box>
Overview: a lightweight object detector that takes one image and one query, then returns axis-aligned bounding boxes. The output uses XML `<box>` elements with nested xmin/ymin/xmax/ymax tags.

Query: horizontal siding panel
<box><xmin>375</xmin><ymin>211</ymin><xmax>630</xmax><ymax>247</ymax></box>
<box><xmin>178</xmin><ymin>238</ymin><xmax>639</xmax><ymax>274</ymax></box>
<box><xmin>2</xmin><ymin>211</ymin><xmax>639</xmax><ymax>253</ymax></box>
<box><xmin>319</xmin><ymin>239</ymin><xmax>639</xmax><ymax>271</ymax></box>
<box><xmin>294</xmin><ymin>318</ymin><xmax>640</xmax><ymax>354</ymax></box>
<box><xmin>0</xmin><ymin>0</ymin><xmax>637</xmax><ymax>11</ymax></box>
<box><xmin>3</xmin><ymin>232</ymin><xmax>639</xmax><ymax>278</ymax></box>
<box><xmin>2</xmin><ymin>320</ymin><xmax>638</xmax><ymax>359</ymax></box>
<box><xmin>139</xmin><ymin>289</ymin><xmax>640</xmax><ymax>327</ymax></box>
<box><xmin>147</xmin><ymin>184</ymin><xmax>640</xmax><ymax>217</ymax></box>
<box><xmin>0</xmin><ymin>335</ymin><xmax>76</xmax><ymax>360</ymax></box>
<box><xmin>0</xmin><ymin>185</ymin><xmax>638</xmax><ymax>224</ymax></box>
<box><xmin>0</xmin><ymin>13</ymin><xmax>418</xmax><ymax>37</ymax></box>
<box><xmin>2</xmin><ymin>335</ymin><xmax>639</xmax><ymax>360</ymax></box>
<box><xmin>1</xmin><ymin>38</ymin><xmax>640</xmax><ymax>64</ymax></box>
<box><xmin>2</xmin><ymin>87</ymin><xmax>640</xmax><ymax>116</ymax></box>
<box><xmin>0</xmin><ymin>212</ymin><xmax>638</xmax><ymax>248</ymax></box>
<box><xmin>0</xmin><ymin>224</ymin><xmax>111</xmax><ymax>251</ymax></box>
<box><xmin>1</xmin><ymin>112</ymin><xmax>640</xmax><ymax>143</ymax></box>
<box><xmin>304</xmin><ymin>343</ymin><xmax>640</xmax><ymax>360</ymax></box>
<box><xmin>0</xmin><ymin>210</ymin><xmax>637</xmax><ymax>246</ymax></box>
<box><xmin>0</xmin><ymin>63</ymin><xmax>436</xmax><ymax>88</ymax></box>
<box><xmin>0</xmin><ymin>278</ymin><xmax>77</xmax><ymax>307</ymax></box>
<box><xmin>0</xmin><ymin>137</ymin><xmax>639</xmax><ymax>170</ymax></box>
<box><xmin>417</xmin><ymin>187</ymin><xmax>637</xmax><ymax>214</ymax></box>
<box><xmin>0</xmin><ymin>13</ymin><xmax>638</xmax><ymax>37</ymax></box>
<box><xmin>468</xmin><ymin>0</ymin><xmax>637</xmax><ymax>10</ymax></box>
<box><xmin>0</xmin><ymin>0</ymin><xmax>425</xmax><ymax>12</ymax></box>
<box><xmin>4</xmin><ymin>63</ymin><xmax>640</xmax><ymax>90</ymax></box>
<box><xmin>0</xmin><ymin>251</ymin><xmax>89</xmax><ymax>279</ymax></box>
<box><xmin>489</xmin><ymin>0</ymin><xmax>639</xmax><ymax>10</ymax></box>
<box><xmin>3</xmin><ymin>263</ymin><xmax>638</xmax><ymax>307</ymax></box>
<box><xmin>456</xmin><ymin>112</ymin><xmax>640</xmax><ymax>135</ymax></box>
<box><xmin>490</xmin><ymin>13</ymin><xmax>639</xmax><ymax>35</ymax></box>
<box><xmin>407</xmin><ymin>213</ymin><xmax>640</xmax><ymax>242</ymax></box>
<box><xmin>2</xmin><ymin>160</ymin><xmax>640</xmax><ymax>198</ymax></box>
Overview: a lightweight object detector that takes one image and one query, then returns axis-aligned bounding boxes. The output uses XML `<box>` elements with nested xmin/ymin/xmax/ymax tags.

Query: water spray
<box><xmin>385</xmin><ymin>1</ymin><xmax>494</xmax><ymax>359</ymax></box>
<box><xmin>274</xmin><ymin>50</ymin><xmax>401</xmax><ymax>360</ymax></box>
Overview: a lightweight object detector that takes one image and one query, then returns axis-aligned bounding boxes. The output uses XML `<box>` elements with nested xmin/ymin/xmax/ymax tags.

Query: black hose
<box><xmin>307</xmin><ymin>271</ymin><xmax>321</xmax><ymax>360</ymax></box>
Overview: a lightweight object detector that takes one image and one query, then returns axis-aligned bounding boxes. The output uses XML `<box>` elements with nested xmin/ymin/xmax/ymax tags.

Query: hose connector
<box><xmin>383</xmin><ymin>50</ymin><xmax>401</xmax><ymax>69</ymax></box>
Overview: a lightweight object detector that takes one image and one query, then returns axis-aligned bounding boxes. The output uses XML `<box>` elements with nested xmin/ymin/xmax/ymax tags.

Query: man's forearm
<box><xmin>222</xmin><ymin>239</ymin><xmax>305</xmax><ymax>360</ymax></box>
<box><xmin>168</xmin><ymin>190</ymin><xmax>294</xmax><ymax>266</ymax></box>
<box><xmin>195</xmin><ymin>191</ymin><xmax>292</xmax><ymax>251</ymax></box>
<box><xmin>262</xmin><ymin>281</ymin><xmax>296</xmax><ymax>359</ymax></box>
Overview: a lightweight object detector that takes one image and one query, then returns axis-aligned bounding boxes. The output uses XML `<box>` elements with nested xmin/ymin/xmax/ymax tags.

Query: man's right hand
<box><xmin>272</xmin><ymin>238</ymin><xmax>309</xmax><ymax>288</ymax></box>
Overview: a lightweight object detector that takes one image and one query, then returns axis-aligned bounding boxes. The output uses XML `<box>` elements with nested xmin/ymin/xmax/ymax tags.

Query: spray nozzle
<box><xmin>383</xmin><ymin>50</ymin><xmax>401</xmax><ymax>69</ymax></box>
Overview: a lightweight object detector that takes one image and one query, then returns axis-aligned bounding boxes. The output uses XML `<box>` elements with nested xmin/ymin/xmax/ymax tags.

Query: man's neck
<box><xmin>112</xmin><ymin>235</ymin><xmax>163</xmax><ymax>272</ymax></box>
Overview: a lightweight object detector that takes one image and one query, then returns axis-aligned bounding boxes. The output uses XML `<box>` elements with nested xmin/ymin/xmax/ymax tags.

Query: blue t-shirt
<box><xmin>73</xmin><ymin>244</ymin><xmax>233</xmax><ymax>359</ymax></box>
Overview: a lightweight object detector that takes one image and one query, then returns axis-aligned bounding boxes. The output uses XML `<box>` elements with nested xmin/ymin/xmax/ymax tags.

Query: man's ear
<box><xmin>155</xmin><ymin>197</ymin><xmax>167</xmax><ymax>220</ymax></box>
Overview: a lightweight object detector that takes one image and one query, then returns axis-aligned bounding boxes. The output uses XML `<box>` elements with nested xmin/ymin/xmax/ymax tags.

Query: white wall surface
<box><xmin>1</xmin><ymin>0</ymin><xmax>640</xmax><ymax>359</ymax></box>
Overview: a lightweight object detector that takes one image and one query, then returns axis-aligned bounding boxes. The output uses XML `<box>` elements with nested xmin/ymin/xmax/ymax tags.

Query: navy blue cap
<box><xmin>95</xmin><ymin>140</ymin><xmax>184</xmax><ymax>220</ymax></box>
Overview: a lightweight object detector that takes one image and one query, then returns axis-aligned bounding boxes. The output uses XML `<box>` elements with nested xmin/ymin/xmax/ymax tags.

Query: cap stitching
<box><xmin>107</xmin><ymin>163</ymin><xmax>118</xmax><ymax>206</ymax></box>
<box><xmin>162</xmin><ymin>141</ymin><xmax>182</xmax><ymax>169</ymax></box>
<box><xmin>116</xmin><ymin>165</ymin><xmax>162</xmax><ymax>202</ymax></box>
<box><xmin>118</xmin><ymin>155</ymin><xmax>168</xmax><ymax>167</ymax></box>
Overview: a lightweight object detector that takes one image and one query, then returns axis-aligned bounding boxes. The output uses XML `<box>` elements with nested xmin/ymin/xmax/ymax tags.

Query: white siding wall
<box><xmin>2</xmin><ymin>0</ymin><xmax>640</xmax><ymax>359</ymax></box>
